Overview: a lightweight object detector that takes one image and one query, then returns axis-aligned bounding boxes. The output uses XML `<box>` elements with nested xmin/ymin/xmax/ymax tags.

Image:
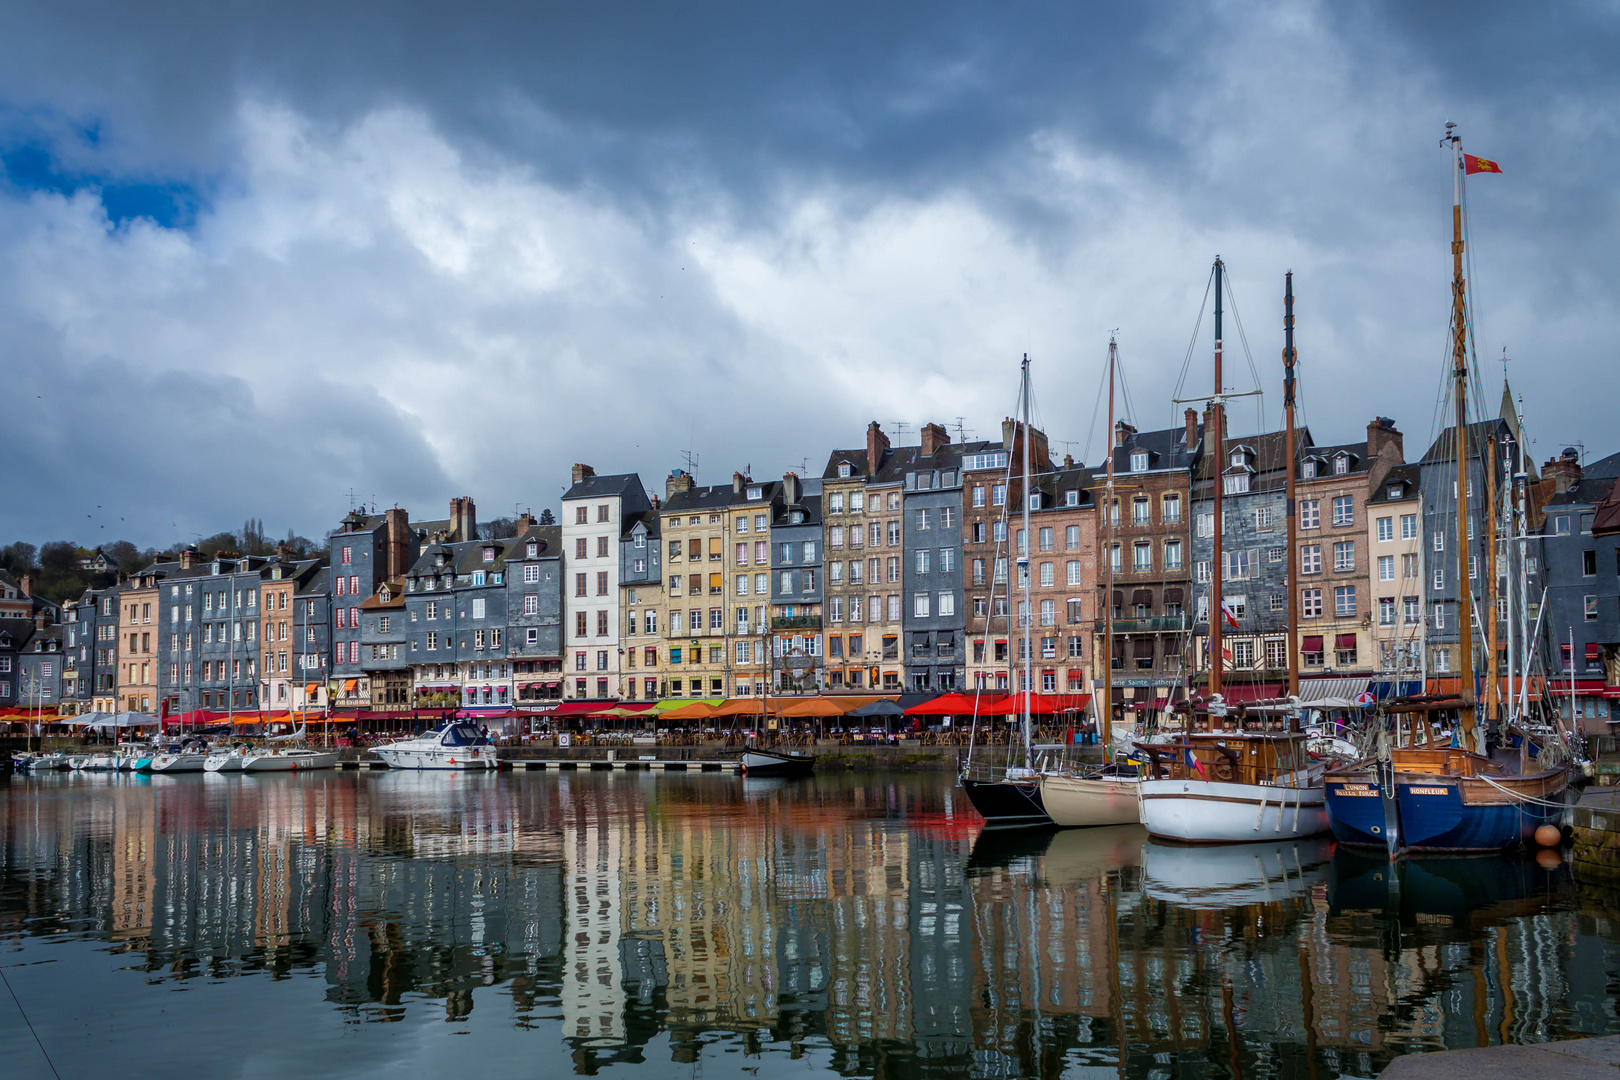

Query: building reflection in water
<box><xmin>2</xmin><ymin>771</ymin><xmax>1618</xmax><ymax>1078</ymax></box>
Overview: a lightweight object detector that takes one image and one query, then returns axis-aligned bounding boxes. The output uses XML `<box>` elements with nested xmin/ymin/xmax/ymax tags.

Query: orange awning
<box><xmin>661</xmin><ymin>701</ymin><xmax>719</xmax><ymax>720</ymax></box>
<box><xmin>304</xmin><ymin>683</ymin><xmax>320</xmax><ymax>695</ymax></box>
<box><xmin>342</xmin><ymin>679</ymin><xmax>358</xmax><ymax>692</ymax></box>
<box><xmin>778</xmin><ymin>696</ymin><xmax>886</xmax><ymax>718</ymax></box>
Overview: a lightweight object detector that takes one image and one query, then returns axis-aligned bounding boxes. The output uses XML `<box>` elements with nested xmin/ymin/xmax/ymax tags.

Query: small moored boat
<box><xmin>739</xmin><ymin>748</ymin><xmax>815</xmax><ymax>777</ymax></box>
<box><xmin>371</xmin><ymin>723</ymin><xmax>497</xmax><ymax>770</ymax></box>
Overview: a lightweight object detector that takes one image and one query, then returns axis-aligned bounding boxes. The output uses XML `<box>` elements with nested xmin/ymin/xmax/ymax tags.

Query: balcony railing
<box><xmin>771</xmin><ymin>615</ymin><xmax>823</xmax><ymax>630</ymax></box>
<box><xmin>1094</xmin><ymin>617</ymin><xmax>1186</xmax><ymax>634</ymax></box>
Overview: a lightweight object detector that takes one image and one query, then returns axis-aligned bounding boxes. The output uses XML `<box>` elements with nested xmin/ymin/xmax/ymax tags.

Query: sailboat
<box><xmin>1136</xmin><ymin>258</ymin><xmax>1330</xmax><ymax>843</ymax></box>
<box><xmin>1323</xmin><ymin>125</ymin><xmax>1571</xmax><ymax>853</ymax></box>
<box><xmin>1038</xmin><ymin>337</ymin><xmax>1146</xmax><ymax>829</ymax></box>
<box><xmin>960</xmin><ymin>355</ymin><xmax>1054</xmax><ymax>827</ymax></box>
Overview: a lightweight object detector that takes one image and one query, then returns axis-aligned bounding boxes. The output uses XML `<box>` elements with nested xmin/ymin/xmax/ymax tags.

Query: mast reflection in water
<box><xmin>1</xmin><ymin>772</ymin><xmax>1617</xmax><ymax>1078</ymax></box>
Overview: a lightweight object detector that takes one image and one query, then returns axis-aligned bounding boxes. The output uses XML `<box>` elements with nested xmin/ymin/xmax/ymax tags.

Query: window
<box><xmin>1334</xmin><ymin>586</ymin><xmax>1356</xmax><ymax>617</ymax></box>
<box><xmin>914</xmin><ymin>593</ymin><xmax>931</xmax><ymax>618</ymax></box>
<box><xmin>991</xmin><ymin>484</ymin><xmax>1006</xmax><ymax>507</ymax></box>
<box><xmin>426</xmin><ymin>631</ymin><xmax>438</xmax><ymax>651</ymax></box>
<box><xmin>1066</xmin><ymin>560</ymin><xmax>1081</xmax><ymax>586</ymax></box>
<box><xmin>1397</xmin><ymin>513</ymin><xmax>1417</xmax><ymax>540</ymax></box>
<box><xmin>1131</xmin><ymin>498</ymin><xmax>1150</xmax><ymax>526</ymax></box>
<box><xmin>1300</xmin><ymin>500</ymin><xmax>1320</xmax><ymax>529</ymax></box>
<box><xmin>1433</xmin><ymin>567</ymin><xmax>1445</xmax><ymax>592</ymax></box>
<box><xmin>1586</xmin><ymin>595</ymin><xmax>1599</xmax><ymax>621</ymax></box>
<box><xmin>1432</xmin><ymin>647</ymin><xmax>1451</xmax><ymax>673</ymax></box>
<box><xmin>1164</xmin><ymin>540</ymin><xmax>1183</xmax><ymax>571</ymax></box>
<box><xmin>915</xmin><ymin>508</ymin><xmax>931</xmax><ymax>531</ymax></box>
<box><xmin>340</xmin><ymin>546</ymin><xmax>352</xmax><ymax>565</ymax></box>
<box><xmin>1162</xmin><ymin>494</ymin><xmax>1181</xmax><ymax>523</ymax></box>
<box><xmin>1302</xmin><ymin>589</ymin><xmax>1322</xmax><ymax>618</ymax></box>
<box><xmin>1301</xmin><ymin>545</ymin><xmax>1321</xmax><ymax>574</ymax></box>
<box><xmin>1130</xmin><ymin>451</ymin><xmax>1148</xmax><ymax>471</ymax></box>
<box><xmin>1468</xmin><ymin>554</ymin><xmax>1478</xmax><ymax>579</ymax></box>
<box><xmin>1584</xmin><ymin>550</ymin><xmax>1598</xmax><ymax>576</ymax></box>
<box><xmin>1375</xmin><ymin>596</ymin><xmax>1392</xmax><ymax>625</ymax></box>
<box><xmin>1403</xmin><ymin>596</ymin><xmax>1419</xmax><ymax>624</ymax></box>
<box><xmin>1223</xmin><ymin>473</ymin><xmax>1250</xmax><ymax>495</ymax></box>
<box><xmin>1433</xmin><ymin>603</ymin><xmax>1445</xmax><ymax>630</ymax></box>
<box><xmin>1334</xmin><ymin>541</ymin><xmax>1355</xmax><ymax>572</ymax></box>
<box><xmin>1433</xmin><ymin>531</ymin><xmax>1445</xmax><ymax>551</ymax></box>
<box><xmin>916</xmin><ymin>549</ymin><xmax>931</xmax><ymax>574</ymax></box>
<box><xmin>1231</xmin><ymin>640</ymin><xmax>1254</xmax><ymax>668</ymax></box>
<box><xmin>1301</xmin><ymin>459</ymin><xmax>1317</xmax><ymax>479</ymax></box>
<box><xmin>1378</xmin><ymin>555</ymin><xmax>1395</xmax><ymax>581</ymax></box>
<box><xmin>1255</xmin><ymin>507</ymin><xmax>1274</xmax><ymax>530</ymax></box>
<box><xmin>1402</xmin><ymin>553</ymin><xmax>1418</xmax><ymax>579</ymax></box>
<box><xmin>1224</xmin><ymin>549</ymin><xmax>1250</xmax><ymax>581</ymax></box>
<box><xmin>1334</xmin><ymin>455</ymin><xmax>1349</xmax><ymax>476</ymax></box>
<box><xmin>1195</xmin><ymin>559</ymin><xmax>1210</xmax><ymax>584</ymax></box>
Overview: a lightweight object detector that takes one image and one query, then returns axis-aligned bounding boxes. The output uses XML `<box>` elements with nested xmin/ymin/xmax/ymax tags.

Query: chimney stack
<box><xmin>448</xmin><ymin>497</ymin><xmax>477</xmax><ymax>543</ymax></box>
<box><xmin>35</xmin><ymin>609</ymin><xmax>48</xmax><ymax>630</ymax></box>
<box><xmin>18</xmin><ymin>574</ymin><xmax>30</xmax><ymax>597</ymax></box>
<box><xmin>782</xmin><ymin>472</ymin><xmax>801</xmax><ymax>505</ymax></box>
<box><xmin>1366</xmin><ymin>416</ymin><xmax>1404</xmax><ymax>465</ymax></box>
<box><xmin>512</xmin><ymin>512</ymin><xmax>539</xmax><ymax>539</ymax></box>
<box><xmin>571</xmin><ymin>463</ymin><xmax>595</xmax><ymax>486</ymax></box>
<box><xmin>866</xmin><ymin>422</ymin><xmax>890</xmax><ymax>471</ymax></box>
<box><xmin>1114</xmin><ymin>420</ymin><xmax>1138</xmax><ymax>449</ymax></box>
<box><xmin>1063</xmin><ymin>453</ymin><xmax>1074</xmax><ymax>469</ymax></box>
<box><xmin>732</xmin><ymin>471</ymin><xmax>749</xmax><ymax>495</ymax></box>
<box><xmin>384</xmin><ymin>507</ymin><xmax>413</xmax><ymax>577</ymax></box>
<box><xmin>919</xmin><ymin>422</ymin><xmax>950</xmax><ymax>458</ymax></box>
<box><xmin>1543</xmin><ymin>448</ymin><xmax>1583</xmax><ymax>494</ymax></box>
<box><xmin>1184</xmin><ymin>408</ymin><xmax>1199</xmax><ymax>455</ymax></box>
<box><xmin>666</xmin><ymin>469</ymin><xmax>695</xmax><ymax>501</ymax></box>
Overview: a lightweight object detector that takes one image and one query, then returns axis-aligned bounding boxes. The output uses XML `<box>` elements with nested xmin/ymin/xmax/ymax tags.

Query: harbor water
<box><xmin>2</xmin><ymin>770</ymin><xmax>1618</xmax><ymax>1079</ymax></box>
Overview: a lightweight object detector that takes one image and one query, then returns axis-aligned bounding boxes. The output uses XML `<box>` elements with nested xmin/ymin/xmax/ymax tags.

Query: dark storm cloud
<box><xmin>0</xmin><ymin>2</ymin><xmax>1616</xmax><ymax>548</ymax></box>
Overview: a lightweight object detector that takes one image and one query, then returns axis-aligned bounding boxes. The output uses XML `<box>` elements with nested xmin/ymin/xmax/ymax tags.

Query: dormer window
<box><xmin>1387</xmin><ymin>483</ymin><xmax>1402</xmax><ymax>500</ymax></box>
<box><xmin>526</xmin><ymin>541</ymin><xmax>538</xmax><ymax>558</ymax></box>
<box><xmin>1302</xmin><ymin>460</ymin><xmax>1317</xmax><ymax>479</ymax></box>
<box><xmin>1223</xmin><ymin>474</ymin><xmax>1250</xmax><ymax>494</ymax></box>
<box><xmin>791</xmin><ymin>511</ymin><xmax>805</xmax><ymax>524</ymax></box>
<box><xmin>1130</xmin><ymin>451</ymin><xmax>1148</xmax><ymax>472</ymax></box>
<box><xmin>1065</xmin><ymin>490</ymin><xmax>1079</xmax><ymax>506</ymax></box>
<box><xmin>838</xmin><ymin>462</ymin><xmax>852</xmax><ymax>479</ymax></box>
<box><xmin>1028</xmin><ymin>494</ymin><xmax>1041</xmax><ymax>510</ymax></box>
<box><xmin>435</xmin><ymin>553</ymin><xmax>446</xmax><ymax>567</ymax></box>
<box><xmin>1230</xmin><ymin>450</ymin><xmax>1244</xmax><ymax>468</ymax></box>
<box><xmin>1334</xmin><ymin>453</ymin><xmax>1350</xmax><ymax>475</ymax></box>
<box><xmin>482</xmin><ymin>546</ymin><xmax>496</xmax><ymax>563</ymax></box>
<box><xmin>747</xmin><ymin>486</ymin><xmax>762</xmax><ymax>500</ymax></box>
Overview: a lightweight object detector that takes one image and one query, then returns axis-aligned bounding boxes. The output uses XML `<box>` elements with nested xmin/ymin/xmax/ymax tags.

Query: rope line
<box><xmin>0</xmin><ymin>961</ymin><xmax>63</xmax><ymax>1080</ymax></box>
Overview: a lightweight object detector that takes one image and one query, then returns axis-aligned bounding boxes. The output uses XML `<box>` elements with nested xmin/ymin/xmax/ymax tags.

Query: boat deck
<box><xmin>504</xmin><ymin>758</ymin><xmax>740</xmax><ymax>772</ymax></box>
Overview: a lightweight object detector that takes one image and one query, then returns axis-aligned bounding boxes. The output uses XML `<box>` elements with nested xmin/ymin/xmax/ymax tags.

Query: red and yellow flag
<box><xmin>1463</xmin><ymin>154</ymin><xmax>1502</xmax><ymax>175</ymax></box>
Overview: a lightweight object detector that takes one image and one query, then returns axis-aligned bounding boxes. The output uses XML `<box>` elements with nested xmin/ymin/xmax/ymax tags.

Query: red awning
<box><xmin>1213</xmin><ymin>683</ymin><xmax>1285</xmax><ymax>704</ymax></box>
<box><xmin>983</xmin><ymin>692</ymin><xmax>1093</xmax><ymax>715</ymax></box>
<box><xmin>1301</xmin><ymin>636</ymin><xmax>1324</xmax><ymax>654</ymax></box>
<box><xmin>905</xmin><ymin>692</ymin><xmax>1010</xmax><ymax>716</ymax></box>
<box><xmin>1335</xmin><ymin>633</ymin><xmax>1357</xmax><ymax>650</ymax></box>
<box><xmin>548</xmin><ymin>700</ymin><xmax>620</xmax><ymax>717</ymax></box>
<box><xmin>1587</xmin><ymin>643</ymin><xmax>1602</xmax><ymax>661</ymax></box>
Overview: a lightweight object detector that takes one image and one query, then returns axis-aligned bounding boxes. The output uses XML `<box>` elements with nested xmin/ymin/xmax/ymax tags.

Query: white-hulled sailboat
<box><xmin>1137</xmin><ymin>260</ymin><xmax>1329</xmax><ymax>843</ymax></box>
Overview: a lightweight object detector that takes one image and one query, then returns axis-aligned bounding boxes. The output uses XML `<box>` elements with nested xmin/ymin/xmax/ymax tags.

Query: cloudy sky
<box><xmin>2</xmin><ymin>2</ymin><xmax>1615</xmax><ymax>550</ymax></box>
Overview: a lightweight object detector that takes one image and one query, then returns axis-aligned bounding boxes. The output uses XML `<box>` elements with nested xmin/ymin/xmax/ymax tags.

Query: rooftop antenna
<box><xmin>890</xmin><ymin>420</ymin><xmax>911</xmax><ymax>444</ymax></box>
<box><xmin>680</xmin><ymin>447</ymin><xmax>700</xmax><ymax>477</ymax></box>
<box><xmin>955</xmin><ymin>416</ymin><xmax>969</xmax><ymax>442</ymax></box>
<box><xmin>346</xmin><ymin>488</ymin><xmax>356</xmax><ymax>512</ymax></box>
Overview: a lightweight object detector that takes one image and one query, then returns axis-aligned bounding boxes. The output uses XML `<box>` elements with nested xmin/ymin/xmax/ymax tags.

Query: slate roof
<box><xmin>1368</xmin><ymin>463</ymin><xmax>1422</xmax><ymax>505</ymax></box>
<box><xmin>563</xmin><ymin>472</ymin><xmax>645</xmax><ymax>502</ymax></box>
<box><xmin>1545</xmin><ymin>450</ymin><xmax>1620</xmax><ymax>509</ymax></box>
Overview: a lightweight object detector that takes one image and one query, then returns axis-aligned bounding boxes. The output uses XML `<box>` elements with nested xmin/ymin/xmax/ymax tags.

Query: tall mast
<box><xmin>1103</xmin><ymin>338</ymin><xmax>1116</xmax><ymax>745</ymax></box>
<box><xmin>1209</xmin><ymin>258</ymin><xmax>1226</xmax><ymax>697</ymax></box>
<box><xmin>1503</xmin><ymin>430</ymin><xmax>1516</xmax><ymax>723</ymax></box>
<box><xmin>1019</xmin><ymin>354</ymin><xmax>1034</xmax><ymax>769</ymax></box>
<box><xmin>1446</xmin><ymin>125</ymin><xmax>1480</xmax><ymax>750</ymax></box>
<box><xmin>1283</xmin><ymin>272</ymin><xmax>1300</xmax><ymax>699</ymax></box>
<box><xmin>1516</xmin><ymin>402</ymin><xmax>1532</xmax><ymax>721</ymax></box>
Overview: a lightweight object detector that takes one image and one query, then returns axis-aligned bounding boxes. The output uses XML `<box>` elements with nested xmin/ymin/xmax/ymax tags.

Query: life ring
<box><xmin>1213</xmin><ymin>760</ymin><xmax>1235</xmax><ymax>781</ymax></box>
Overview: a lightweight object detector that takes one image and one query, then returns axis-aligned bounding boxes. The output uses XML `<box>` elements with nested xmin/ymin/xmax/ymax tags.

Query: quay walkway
<box><xmin>1380</xmin><ymin>1035</ymin><xmax>1620</xmax><ymax>1077</ymax></box>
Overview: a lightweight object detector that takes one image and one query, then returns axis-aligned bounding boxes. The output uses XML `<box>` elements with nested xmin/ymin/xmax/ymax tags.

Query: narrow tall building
<box><xmin>561</xmin><ymin>466</ymin><xmax>650</xmax><ymax>700</ymax></box>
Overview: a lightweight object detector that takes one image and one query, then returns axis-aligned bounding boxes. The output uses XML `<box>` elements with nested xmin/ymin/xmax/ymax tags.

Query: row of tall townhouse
<box><xmin>20</xmin><ymin>391</ymin><xmax>1620</xmax><ymax>723</ymax></box>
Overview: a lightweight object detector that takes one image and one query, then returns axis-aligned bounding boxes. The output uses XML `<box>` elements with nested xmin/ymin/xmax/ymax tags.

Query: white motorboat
<box><xmin>1037</xmin><ymin>768</ymin><xmax>1142</xmax><ymax>828</ymax></box>
<box><xmin>240</xmin><ymin>748</ymin><xmax>339</xmax><ymax>772</ymax></box>
<box><xmin>1135</xmin><ymin>713</ymin><xmax>1329</xmax><ymax>844</ymax></box>
<box><xmin>371</xmin><ymin>723</ymin><xmax>498</xmax><ymax>770</ymax></box>
<box><xmin>148</xmin><ymin>751</ymin><xmax>210</xmax><ymax>773</ymax></box>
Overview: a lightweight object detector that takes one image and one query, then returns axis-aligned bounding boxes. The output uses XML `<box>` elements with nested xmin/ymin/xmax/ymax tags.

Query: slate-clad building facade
<box><xmin>900</xmin><ymin>425</ymin><xmax>978</xmax><ymax>693</ymax></box>
<box><xmin>507</xmin><ymin>522</ymin><xmax>566</xmax><ymax>702</ymax></box>
<box><xmin>770</xmin><ymin>474</ymin><xmax>823</xmax><ymax>694</ymax></box>
<box><xmin>1538</xmin><ymin>448</ymin><xmax>1620</xmax><ymax>734</ymax></box>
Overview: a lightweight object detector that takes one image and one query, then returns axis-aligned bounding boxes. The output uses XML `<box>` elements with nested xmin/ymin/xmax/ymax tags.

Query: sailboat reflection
<box><xmin>1328</xmin><ymin>848</ymin><xmax>1569</xmax><ymax>924</ymax></box>
<box><xmin>1140</xmin><ymin>837</ymin><xmax>1334</xmax><ymax>909</ymax></box>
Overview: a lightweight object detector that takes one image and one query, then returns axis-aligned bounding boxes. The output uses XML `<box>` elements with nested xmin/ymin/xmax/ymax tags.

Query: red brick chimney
<box><xmin>180</xmin><ymin>546</ymin><xmax>198</xmax><ymax>571</ymax></box>
<box><xmin>1543</xmin><ymin>448</ymin><xmax>1582</xmax><ymax>495</ymax></box>
<box><xmin>448</xmin><ymin>497</ymin><xmax>477</xmax><ymax>543</ymax></box>
<box><xmin>17</xmin><ymin>574</ymin><xmax>30</xmax><ymax>597</ymax></box>
<box><xmin>1366</xmin><ymin>416</ymin><xmax>1403</xmax><ymax>466</ymax></box>
<box><xmin>1114</xmin><ymin>420</ymin><xmax>1138</xmax><ymax>448</ymax></box>
<box><xmin>1184</xmin><ymin>408</ymin><xmax>1199</xmax><ymax>454</ymax></box>
<box><xmin>919</xmin><ymin>422</ymin><xmax>950</xmax><ymax>458</ymax></box>
<box><xmin>571</xmin><ymin>463</ymin><xmax>596</xmax><ymax>485</ymax></box>
<box><xmin>732</xmin><ymin>471</ymin><xmax>749</xmax><ymax>495</ymax></box>
<box><xmin>384</xmin><ymin>506</ymin><xmax>413</xmax><ymax>577</ymax></box>
<box><xmin>866</xmin><ymin>422</ymin><xmax>890</xmax><ymax>471</ymax></box>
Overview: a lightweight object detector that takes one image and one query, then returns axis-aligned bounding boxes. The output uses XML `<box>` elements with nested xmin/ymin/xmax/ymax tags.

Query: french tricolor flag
<box><xmin>1220</xmin><ymin>600</ymin><xmax>1239</xmax><ymax>629</ymax></box>
<box><xmin>1183</xmin><ymin>745</ymin><xmax>1206</xmax><ymax>778</ymax></box>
